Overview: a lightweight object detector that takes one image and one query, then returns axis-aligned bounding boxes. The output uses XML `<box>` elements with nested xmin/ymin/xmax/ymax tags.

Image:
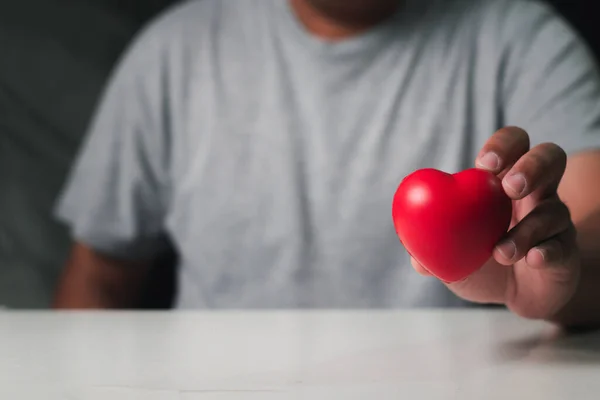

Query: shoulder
<box><xmin>422</xmin><ymin>0</ymin><xmax>579</xmax><ymax>43</ymax></box>
<box><xmin>423</xmin><ymin>0</ymin><xmax>595</xmax><ymax>77</ymax></box>
<box><xmin>448</xmin><ymin>0</ymin><xmax>566</xmax><ymax>27</ymax></box>
<box><xmin>408</xmin><ymin>0</ymin><xmax>577</xmax><ymax>55</ymax></box>
<box><xmin>473</xmin><ymin>0</ymin><xmax>585</xmax><ymax>51</ymax></box>
<box><xmin>473</xmin><ymin>0</ymin><xmax>597</xmax><ymax>82</ymax></box>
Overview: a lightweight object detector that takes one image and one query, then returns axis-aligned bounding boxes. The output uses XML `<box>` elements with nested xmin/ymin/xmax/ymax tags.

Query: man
<box><xmin>53</xmin><ymin>0</ymin><xmax>600</xmax><ymax>327</ymax></box>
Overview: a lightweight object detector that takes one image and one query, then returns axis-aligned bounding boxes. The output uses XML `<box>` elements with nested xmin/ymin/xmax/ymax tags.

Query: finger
<box><xmin>502</xmin><ymin>142</ymin><xmax>567</xmax><ymax>200</ymax></box>
<box><xmin>525</xmin><ymin>226</ymin><xmax>577</xmax><ymax>269</ymax></box>
<box><xmin>475</xmin><ymin>126</ymin><xmax>530</xmax><ymax>176</ymax></box>
<box><xmin>493</xmin><ymin>199</ymin><xmax>572</xmax><ymax>265</ymax></box>
<box><xmin>444</xmin><ymin>258</ymin><xmax>510</xmax><ymax>305</ymax></box>
<box><xmin>410</xmin><ymin>257</ymin><xmax>432</xmax><ymax>276</ymax></box>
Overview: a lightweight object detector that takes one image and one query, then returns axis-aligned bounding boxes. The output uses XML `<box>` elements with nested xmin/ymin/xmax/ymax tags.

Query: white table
<box><xmin>1</xmin><ymin>310</ymin><xmax>599</xmax><ymax>399</ymax></box>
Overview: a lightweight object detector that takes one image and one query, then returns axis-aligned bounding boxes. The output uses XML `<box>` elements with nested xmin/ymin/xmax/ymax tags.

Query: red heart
<box><xmin>392</xmin><ymin>168</ymin><xmax>512</xmax><ymax>283</ymax></box>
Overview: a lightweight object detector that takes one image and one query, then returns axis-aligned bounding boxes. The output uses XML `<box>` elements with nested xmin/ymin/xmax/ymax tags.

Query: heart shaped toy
<box><xmin>392</xmin><ymin>168</ymin><xmax>512</xmax><ymax>282</ymax></box>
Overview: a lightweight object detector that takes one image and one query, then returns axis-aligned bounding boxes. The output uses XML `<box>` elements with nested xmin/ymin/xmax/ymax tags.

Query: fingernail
<box><xmin>496</xmin><ymin>240</ymin><xmax>516</xmax><ymax>261</ymax></box>
<box><xmin>477</xmin><ymin>152</ymin><xmax>500</xmax><ymax>171</ymax></box>
<box><xmin>534</xmin><ymin>248</ymin><xmax>546</xmax><ymax>261</ymax></box>
<box><xmin>504</xmin><ymin>173</ymin><xmax>526</xmax><ymax>196</ymax></box>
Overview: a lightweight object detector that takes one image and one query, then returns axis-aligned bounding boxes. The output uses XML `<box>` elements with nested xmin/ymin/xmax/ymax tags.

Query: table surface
<box><xmin>1</xmin><ymin>310</ymin><xmax>599</xmax><ymax>400</ymax></box>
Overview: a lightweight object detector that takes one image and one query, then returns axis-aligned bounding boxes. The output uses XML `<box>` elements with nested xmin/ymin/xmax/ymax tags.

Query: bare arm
<box><xmin>551</xmin><ymin>150</ymin><xmax>600</xmax><ymax>327</ymax></box>
<box><xmin>53</xmin><ymin>243</ymin><xmax>152</xmax><ymax>309</ymax></box>
<box><xmin>51</xmin><ymin>15</ymin><xmax>173</xmax><ymax>310</ymax></box>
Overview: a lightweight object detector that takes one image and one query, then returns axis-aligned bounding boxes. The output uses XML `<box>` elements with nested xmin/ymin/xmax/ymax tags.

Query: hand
<box><xmin>411</xmin><ymin>127</ymin><xmax>581</xmax><ymax>320</ymax></box>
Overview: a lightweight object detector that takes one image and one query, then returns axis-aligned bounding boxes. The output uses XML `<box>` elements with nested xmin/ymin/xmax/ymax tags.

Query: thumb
<box><xmin>443</xmin><ymin>258</ymin><xmax>511</xmax><ymax>305</ymax></box>
<box><xmin>410</xmin><ymin>256</ymin><xmax>510</xmax><ymax>305</ymax></box>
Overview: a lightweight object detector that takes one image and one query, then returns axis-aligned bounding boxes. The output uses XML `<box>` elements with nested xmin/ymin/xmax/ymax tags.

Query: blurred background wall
<box><xmin>0</xmin><ymin>0</ymin><xmax>180</xmax><ymax>308</ymax></box>
<box><xmin>0</xmin><ymin>0</ymin><xmax>598</xmax><ymax>309</ymax></box>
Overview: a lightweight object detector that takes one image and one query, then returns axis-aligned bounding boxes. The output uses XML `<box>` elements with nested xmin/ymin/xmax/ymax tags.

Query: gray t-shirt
<box><xmin>55</xmin><ymin>0</ymin><xmax>600</xmax><ymax>308</ymax></box>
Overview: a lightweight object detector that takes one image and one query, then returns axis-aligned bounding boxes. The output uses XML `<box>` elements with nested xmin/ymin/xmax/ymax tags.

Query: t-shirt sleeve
<box><xmin>498</xmin><ymin>0</ymin><xmax>600</xmax><ymax>155</ymax></box>
<box><xmin>54</xmin><ymin>24</ymin><xmax>172</xmax><ymax>261</ymax></box>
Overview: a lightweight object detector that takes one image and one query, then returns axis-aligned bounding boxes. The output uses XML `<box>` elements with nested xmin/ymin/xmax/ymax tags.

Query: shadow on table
<box><xmin>497</xmin><ymin>327</ymin><xmax>600</xmax><ymax>365</ymax></box>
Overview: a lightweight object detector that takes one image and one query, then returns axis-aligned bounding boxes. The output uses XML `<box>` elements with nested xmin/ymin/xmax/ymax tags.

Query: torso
<box><xmin>159</xmin><ymin>0</ymin><xmax>507</xmax><ymax>308</ymax></box>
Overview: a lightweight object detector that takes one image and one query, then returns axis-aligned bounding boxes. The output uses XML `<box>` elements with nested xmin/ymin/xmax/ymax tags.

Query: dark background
<box><xmin>0</xmin><ymin>0</ymin><xmax>598</xmax><ymax>309</ymax></box>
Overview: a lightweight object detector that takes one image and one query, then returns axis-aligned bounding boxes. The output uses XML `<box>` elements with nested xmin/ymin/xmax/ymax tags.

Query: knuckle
<box><xmin>543</xmin><ymin>239</ymin><xmax>564</xmax><ymax>260</ymax></box>
<box><xmin>546</xmin><ymin>200</ymin><xmax>572</xmax><ymax>227</ymax></box>
<box><xmin>515</xmin><ymin>217</ymin><xmax>544</xmax><ymax>249</ymax></box>
<box><xmin>526</xmin><ymin>219</ymin><xmax>545</xmax><ymax>244</ymax></box>
<box><xmin>516</xmin><ymin>204</ymin><xmax>561</xmax><ymax>247</ymax></box>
